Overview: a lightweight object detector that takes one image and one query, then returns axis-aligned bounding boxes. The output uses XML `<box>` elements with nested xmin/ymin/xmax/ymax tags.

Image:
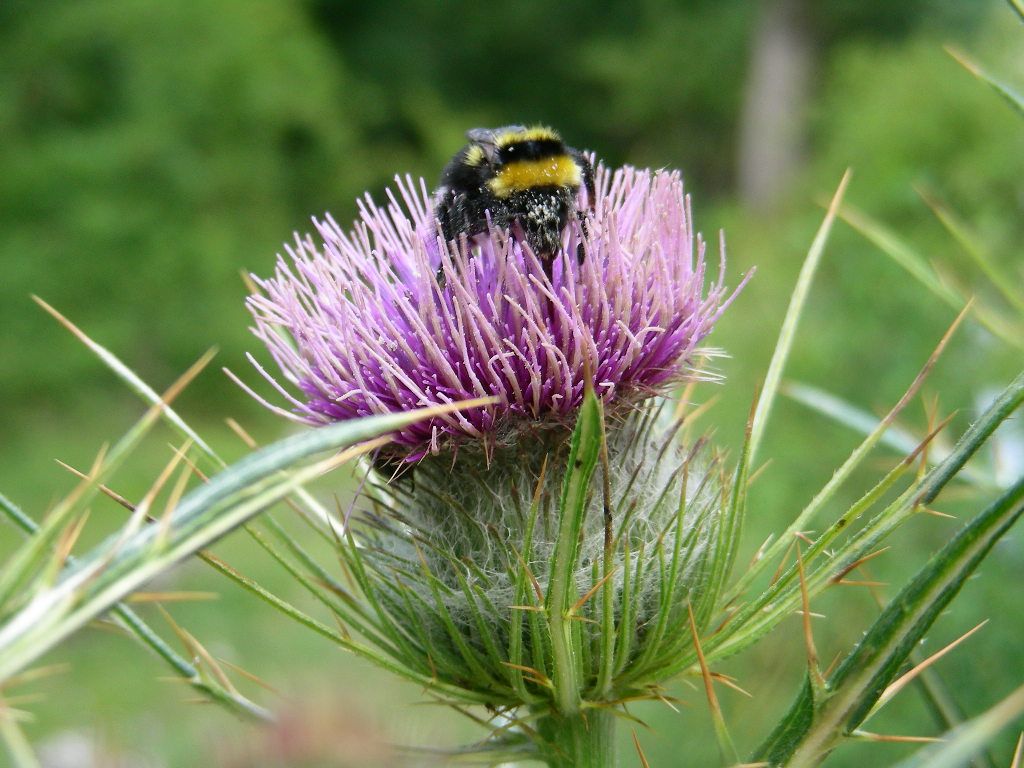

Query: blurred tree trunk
<box><xmin>737</xmin><ymin>0</ymin><xmax>816</xmax><ymax>211</ymax></box>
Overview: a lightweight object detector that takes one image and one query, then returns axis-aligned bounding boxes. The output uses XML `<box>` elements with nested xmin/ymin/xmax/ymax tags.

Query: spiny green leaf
<box><xmin>0</xmin><ymin>494</ymin><xmax>271</xmax><ymax>722</ymax></box>
<box><xmin>755</xmin><ymin>471</ymin><xmax>1024</xmax><ymax>767</ymax></box>
<box><xmin>722</xmin><ymin>172</ymin><xmax>849</xmax><ymax>604</ymax></box>
<box><xmin>546</xmin><ymin>385</ymin><xmax>604</xmax><ymax>716</ymax></box>
<box><xmin>0</xmin><ymin>402</ymin><xmax>486</xmax><ymax>684</ymax></box>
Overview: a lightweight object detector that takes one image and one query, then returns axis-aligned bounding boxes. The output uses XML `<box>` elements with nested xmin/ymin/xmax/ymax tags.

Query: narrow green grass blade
<box><xmin>784</xmin><ymin>381</ymin><xmax>921</xmax><ymax>452</ymax></box>
<box><xmin>840</xmin><ymin>205</ymin><xmax>963</xmax><ymax>307</ymax></box>
<box><xmin>755</xmin><ymin>472</ymin><xmax>1024</xmax><ymax>767</ymax></box>
<box><xmin>888</xmin><ymin>684</ymin><xmax>1024</xmax><ymax>768</ymax></box>
<box><xmin>918</xmin><ymin>188</ymin><xmax>1024</xmax><ymax>315</ymax></box>
<box><xmin>33</xmin><ymin>296</ymin><xmax>220</xmax><ymax>462</ymax></box>
<box><xmin>716</xmin><ymin>173</ymin><xmax>850</xmax><ymax>603</ymax></box>
<box><xmin>839</xmin><ymin>204</ymin><xmax>1021</xmax><ymax>349</ymax></box>
<box><xmin>716</xmin><ymin>173</ymin><xmax>851</xmax><ymax>602</ymax></box>
<box><xmin>946</xmin><ymin>46</ymin><xmax>1024</xmax><ymax>119</ymax></box>
<box><xmin>747</xmin><ymin>171</ymin><xmax>851</xmax><ymax>467</ymax></box>
<box><xmin>782</xmin><ymin>381</ymin><xmax>999</xmax><ymax>491</ymax></box>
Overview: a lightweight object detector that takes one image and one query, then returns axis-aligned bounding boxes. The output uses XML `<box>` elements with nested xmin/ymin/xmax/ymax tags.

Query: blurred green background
<box><xmin>2</xmin><ymin>0</ymin><xmax>1022</xmax><ymax>765</ymax></box>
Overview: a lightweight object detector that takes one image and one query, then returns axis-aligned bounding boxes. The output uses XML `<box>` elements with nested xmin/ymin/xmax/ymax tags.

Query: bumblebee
<box><xmin>434</xmin><ymin>125</ymin><xmax>595</xmax><ymax>273</ymax></box>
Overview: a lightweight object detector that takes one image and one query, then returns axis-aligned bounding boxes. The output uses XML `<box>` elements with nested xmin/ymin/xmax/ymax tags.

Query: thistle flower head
<box><xmin>356</xmin><ymin>401</ymin><xmax>731</xmax><ymax>712</ymax></box>
<box><xmin>245</xmin><ymin>164</ymin><xmax>742</xmax><ymax>458</ymax></box>
<box><xmin>239</xmin><ymin>157</ymin><xmax>753</xmax><ymax>761</ymax></box>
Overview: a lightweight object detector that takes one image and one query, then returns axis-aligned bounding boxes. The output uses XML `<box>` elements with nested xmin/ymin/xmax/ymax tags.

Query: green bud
<box><xmin>350</xmin><ymin>399</ymin><xmax>734</xmax><ymax>734</ymax></box>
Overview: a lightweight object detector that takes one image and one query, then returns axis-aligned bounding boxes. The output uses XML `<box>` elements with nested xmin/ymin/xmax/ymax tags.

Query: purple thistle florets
<box><xmin>243</xmin><ymin>163</ymin><xmax>745</xmax><ymax>458</ymax></box>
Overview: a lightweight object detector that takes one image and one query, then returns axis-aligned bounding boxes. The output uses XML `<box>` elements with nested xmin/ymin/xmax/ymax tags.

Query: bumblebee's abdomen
<box><xmin>438</xmin><ymin>186</ymin><xmax>575</xmax><ymax>259</ymax></box>
<box><xmin>502</xmin><ymin>187</ymin><xmax>575</xmax><ymax>257</ymax></box>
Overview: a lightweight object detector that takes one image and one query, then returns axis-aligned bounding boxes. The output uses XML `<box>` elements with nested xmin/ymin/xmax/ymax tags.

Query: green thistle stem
<box><xmin>537</xmin><ymin>708</ymin><xmax>617</xmax><ymax>768</ymax></box>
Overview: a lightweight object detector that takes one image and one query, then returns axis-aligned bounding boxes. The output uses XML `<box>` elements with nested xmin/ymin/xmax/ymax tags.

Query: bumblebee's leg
<box><xmin>434</xmin><ymin>231</ymin><xmax>449</xmax><ymax>285</ymax></box>
<box><xmin>570</xmin><ymin>148</ymin><xmax>596</xmax><ymax>211</ymax></box>
<box><xmin>433</xmin><ymin>194</ymin><xmax>457</xmax><ymax>286</ymax></box>
<box><xmin>540</xmin><ymin>251</ymin><xmax>556</xmax><ymax>279</ymax></box>
<box><xmin>569</xmin><ymin>148</ymin><xmax>595</xmax><ymax>266</ymax></box>
<box><xmin>575</xmin><ymin>212</ymin><xmax>589</xmax><ymax>265</ymax></box>
<box><xmin>434</xmin><ymin>237</ymin><xmax>446</xmax><ymax>287</ymax></box>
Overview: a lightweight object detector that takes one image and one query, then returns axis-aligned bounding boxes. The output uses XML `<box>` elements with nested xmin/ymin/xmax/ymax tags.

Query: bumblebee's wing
<box><xmin>465</xmin><ymin>125</ymin><xmax>526</xmax><ymax>166</ymax></box>
<box><xmin>464</xmin><ymin>127</ymin><xmax>501</xmax><ymax>144</ymax></box>
<box><xmin>465</xmin><ymin>126</ymin><xmax>526</xmax><ymax>145</ymax></box>
<box><xmin>463</xmin><ymin>128</ymin><xmax>501</xmax><ymax>166</ymax></box>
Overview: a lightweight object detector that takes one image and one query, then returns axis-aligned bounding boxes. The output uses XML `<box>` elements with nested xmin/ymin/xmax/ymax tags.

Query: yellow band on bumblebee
<box><xmin>486</xmin><ymin>156</ymin><xmax>582</xmax><ymax>197</ymax></box>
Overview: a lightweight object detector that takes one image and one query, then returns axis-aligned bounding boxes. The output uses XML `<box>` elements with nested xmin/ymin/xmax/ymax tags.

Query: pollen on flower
<box><xmin>240</xmin><ymin>164</ymin><xmax>747</xmax><ymax>458</ymax></box>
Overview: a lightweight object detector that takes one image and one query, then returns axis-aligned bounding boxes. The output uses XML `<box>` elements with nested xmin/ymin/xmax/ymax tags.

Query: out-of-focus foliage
<box><xmin>0</xmin><ymin>0</ymin><xmax>364</xmax><ymax>418</ymax></box>
<box><xmin>806</xmin><ymin>23</ymin><xmax>1024</xmax><ymax>403</ymax></box>
<box><xmin>814</xmin><ymin>26</ymin><xmax>1024</xmax><ymax>247</ymax></box>
<box><xmin>718</xmin><ymin>5</ymin><xmax>1024</xmax><ymax>416</ymax></box>
<box><xmin>3</xmin><ymin>0</ymin><xmax>1023</xmax><ymax>765</ymax></box>
<box><xmin>4</xmin><ymin>0</ymin><xmax>1006</xmax><ymax>431</ymax></box>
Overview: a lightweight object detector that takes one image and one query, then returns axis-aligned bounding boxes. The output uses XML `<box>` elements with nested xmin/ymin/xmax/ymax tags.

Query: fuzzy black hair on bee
<box><xmin>433</xmin><ymin>125</ymin><xmax>595</xmax><ymax>276</ymax></box>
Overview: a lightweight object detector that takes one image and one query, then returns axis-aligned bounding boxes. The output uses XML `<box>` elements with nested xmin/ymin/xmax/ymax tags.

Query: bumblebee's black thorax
<box><xmin>434</xmin><ymin>126</ymin><xmax>595</xmax><ymax>266</ymax></box>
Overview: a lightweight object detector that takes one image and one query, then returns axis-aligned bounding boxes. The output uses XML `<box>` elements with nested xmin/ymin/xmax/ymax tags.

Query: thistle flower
<box><xmin>244</xmin><ymin>163</ymin><xmax>742</xmax><ymax>458</ymax></box>
<box><xmin>242</xmin><ymin>160</ymin><xmax>749</xmax><ymax>766</ymax></box>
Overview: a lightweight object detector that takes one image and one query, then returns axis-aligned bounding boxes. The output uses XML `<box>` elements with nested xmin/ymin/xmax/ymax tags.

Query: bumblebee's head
<box><xmin>465</xmin><ymin>126</ymin><xmax>583</xmax><ymax>199</ymax></box>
